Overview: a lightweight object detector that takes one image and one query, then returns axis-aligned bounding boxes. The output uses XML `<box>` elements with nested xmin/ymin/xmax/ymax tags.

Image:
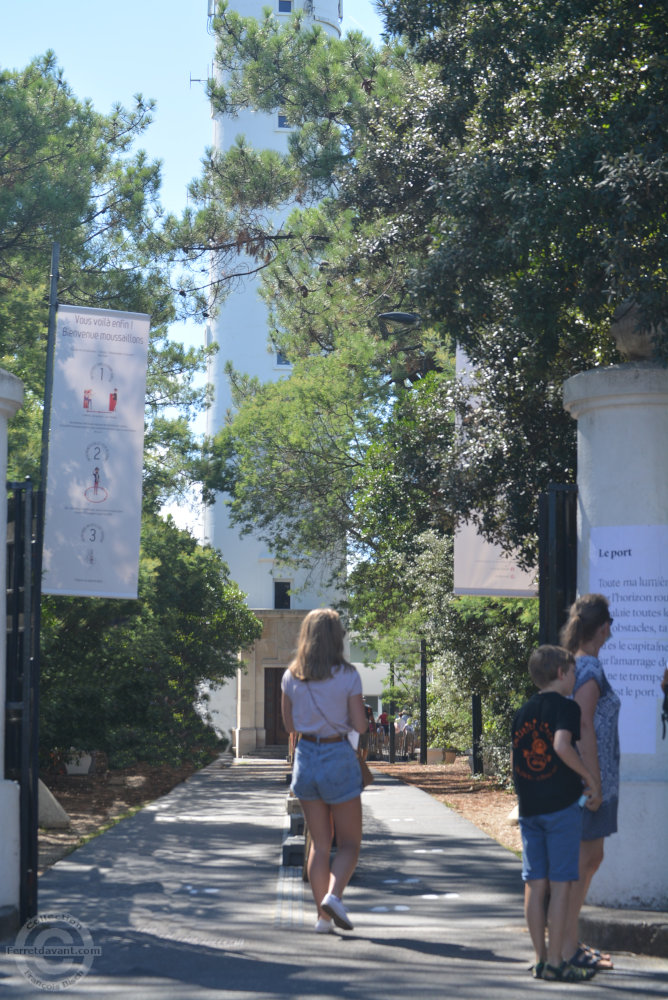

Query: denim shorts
<box><xmin>291</xmin><ymin>738</ymin><xmax>362</xmax><ymax>804</ymax></box>
<box><xmin>519</xmin><ymin>800</ymin><xmax>584</xmax><ymax>882</ymax></box>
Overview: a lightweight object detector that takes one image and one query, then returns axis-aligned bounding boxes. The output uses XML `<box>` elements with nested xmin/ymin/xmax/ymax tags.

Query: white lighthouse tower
<box><xmin>203</xmin><ymin>0</ymin><xmax>342</xmax><ymax>607</ymax></box>
<box><xmin>202</xmin><ymin>0</ymin><xmax>349</xmax><ymax>755</ymax></box>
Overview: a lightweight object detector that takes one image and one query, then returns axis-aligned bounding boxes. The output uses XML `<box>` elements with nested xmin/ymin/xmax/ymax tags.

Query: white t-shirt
<box><xmin>281</xmin><ymin>664</ymin><xmax>362</xmax><ymax>737</ymax></box>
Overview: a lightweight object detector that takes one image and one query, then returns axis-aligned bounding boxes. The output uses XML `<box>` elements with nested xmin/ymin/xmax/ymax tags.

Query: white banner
<box><xmin>453</xmin><ymin>346</ymin><xmax>538</xmax><ymax>597</ymax></box>
<box><xmin>42</xmin><ymin>304</ymin><xmax>150</xmax><ymax>598</ymax></box>
<box><xmin>454</xmin><ymin>521</ymin><xmax>538</xmax><ymax>597</ymax></box>
<box><xmin>589</xmin><ymin>524</ymin><xmax>668</xmax><ymax>754</ymax></box>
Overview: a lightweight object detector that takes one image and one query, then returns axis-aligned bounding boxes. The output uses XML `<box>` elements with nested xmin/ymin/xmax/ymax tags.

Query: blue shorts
<box><xmin>519</xmin><ymin>801</ymin><xmax>583</xmax><ymax>882</ymax></box>
<box><xmin>291</xmin><ymin>738</ymin><xmax>362</xmax><ymax>805</ymax></box>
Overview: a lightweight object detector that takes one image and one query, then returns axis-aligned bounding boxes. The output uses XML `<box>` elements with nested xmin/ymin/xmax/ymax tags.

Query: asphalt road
<box><xmin>1</xmin><ymin>758</ymin><xmax>666</xmax><ymax>998</ymax></box>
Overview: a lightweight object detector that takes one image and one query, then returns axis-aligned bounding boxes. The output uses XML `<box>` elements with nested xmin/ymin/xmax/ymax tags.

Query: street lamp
<box><xmin>377</xmin><ymin>311</ymin><xmax>421</xmax><ymax>340</ymax></box>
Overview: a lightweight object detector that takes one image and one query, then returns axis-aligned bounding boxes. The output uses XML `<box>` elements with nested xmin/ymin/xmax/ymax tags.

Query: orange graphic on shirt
<box><xmin>523</xmin><ymin>731</ymin><xmax>553</xmax><ymax>773</ymax></box>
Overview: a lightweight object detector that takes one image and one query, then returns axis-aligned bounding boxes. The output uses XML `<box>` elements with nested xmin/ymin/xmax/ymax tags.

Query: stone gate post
<box><xmin>563</xmin><ymin>361</ymin><xmax>668</xmax><ymax>909</ymax></box>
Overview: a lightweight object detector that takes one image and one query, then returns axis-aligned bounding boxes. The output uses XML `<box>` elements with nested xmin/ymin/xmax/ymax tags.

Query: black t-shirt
<box><xmin>511</xmin><ymin>692</ymin><xmax>582</xmax><ymax>817</ymax></box>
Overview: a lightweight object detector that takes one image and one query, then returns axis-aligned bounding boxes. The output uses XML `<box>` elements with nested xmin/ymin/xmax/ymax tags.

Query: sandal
<box><xmin>529</xmin><ymin>961</ymin><xmax>545</xmax><ymax>979</ymax></box>
<box><xmin>543</xmin><ymin>960</ymin><xmax>596</xmax><ymax>982</ymax></box>
<box><xmin>571</xmin><ymin>943</ymin><xmax>614</xmax><ymax>971</ymax></box>
<box><xmin>579</xmin><ymin>941</ymin><xmax>614</xmax><ymax>969</ymax></box>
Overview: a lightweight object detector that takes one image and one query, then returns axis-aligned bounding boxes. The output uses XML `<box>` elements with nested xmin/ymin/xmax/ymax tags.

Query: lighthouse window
<box><xmin>278</xmin><ymin>0</ymin><xmax>292</xmax><ymax>11</ymax></box>
<box><xmin>274</xmin><ymin>581</ymin><xmax>291</xmax><ymax>609</ymax></box>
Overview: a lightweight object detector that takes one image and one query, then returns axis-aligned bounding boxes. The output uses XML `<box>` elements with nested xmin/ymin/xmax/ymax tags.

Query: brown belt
<box><xmin>300</xmin><ymin>733</ymin><xmax>346</xmax><ymax>744</ymax></box>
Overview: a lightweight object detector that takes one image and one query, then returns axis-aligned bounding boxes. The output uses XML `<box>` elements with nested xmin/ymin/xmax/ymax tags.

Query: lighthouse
<box><xmin>202</xmin><ymin>0</ymin><xmax>353</xmax><ymax>755</ymax></box>
<box><xmin>204</xmin><ymin>0</ymin><xmax>342</xmax><ymax>607</ymax></box>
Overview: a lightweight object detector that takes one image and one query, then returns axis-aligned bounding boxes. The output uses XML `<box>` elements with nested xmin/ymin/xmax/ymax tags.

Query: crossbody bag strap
<box><xmin>303</xmin><ymin>678</ymin><xmax>348</xmax><ymax>736</ymax></box>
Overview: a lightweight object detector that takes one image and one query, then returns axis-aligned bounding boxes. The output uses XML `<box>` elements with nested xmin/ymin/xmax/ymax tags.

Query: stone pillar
<box><xmin>0</xmin><ymin>369</ymin><xmax>25</xmax><ymax>927</ymax></box>
<box><xmin>563</xmin><ymin>362</ymin><xmax>668</xmax><ymax>909</ymax></box>
<box><xmin>234</xmin><ymin>642</ymin><xmax>259</xmax><ymax>757</ymax></box>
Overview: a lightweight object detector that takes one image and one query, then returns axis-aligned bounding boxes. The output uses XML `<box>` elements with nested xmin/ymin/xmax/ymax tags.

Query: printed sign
<box><xmin>454</xmin><ymin>521</ymin><xmax>538</xmax><ymax>597</ymax></box>
<box><xmin>42</xmin><ymin>304</ymin><xmax>150</xmax><ymax>598</ymax></box>
<box><xmin>589</xmin><ymin>525</ymin><xmax>668</xmax><ymax>754</ymax></box>
<box><xmin>453</xmin><ymin>346</ymin><xmax>538</xmax><ymax>597</ymax></box>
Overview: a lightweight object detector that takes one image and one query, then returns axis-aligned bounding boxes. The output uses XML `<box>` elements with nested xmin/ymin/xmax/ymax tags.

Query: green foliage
<box><xmin>40</xmin><ymin>516</ymin><xmax>262</xmax><ymax>767</ymax></box>
<box><xmin>175</xmin><ymin>4</ymin><xmax>665</xmax><ymax>757</ymax></box>
<box><xmin>350</xmin><ymin>530</ymin><xmax>538</xmax><ymax>758</ymax></box>
<box><xmin>0</xmin><ymin>55</ymin><xmax>255</xmax><ymax>767</ymax></box>
<box><xmin>183</xmin><ymin>2</ymin><xmax>668</xmax><ymax>572</ymax></box>
<box><xmin>426</xmin><ymin>668</ymin><xmax>473</xmax><ymax>752</ymax></box>
<box><xmin>0</xmin><ymin>55</ymin><xmax>213</xmax><ymax>504</ymax></box>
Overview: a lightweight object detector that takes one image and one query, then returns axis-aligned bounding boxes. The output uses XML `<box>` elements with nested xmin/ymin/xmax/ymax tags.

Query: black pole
<box><xmin>388</xmin><ymin>662</ymin><xmax>395</xmax><ymax>764</ymax></box>
<box><xmin>40</xmin><ymin>243</ymin><xmax>59</xmax><ymax>495</ymax></box>
<box><xmin>22</xmin><ymin>482</ymin><xmax>38</xmax><ymax>921</ymax></box>
<box><xmin>24</xmin><ymin>242</ymin><xmax>58</xmax><ymax>920</ymax></box>
<box><xmin>471</xmin><ymin>693</ymin><xmax>483</xmax><ymax>775</ymax></box>
<box><xmin>419</xmin><ymin>638</ymin><xmax>427</xmax><ymax>764</ymax></box>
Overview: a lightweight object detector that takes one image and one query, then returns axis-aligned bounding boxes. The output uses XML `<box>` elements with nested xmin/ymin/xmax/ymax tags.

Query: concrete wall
<box><xmin>564</xmin><ymin>362</ymin><xmax>668</xmax><ymax>909</ymax></box>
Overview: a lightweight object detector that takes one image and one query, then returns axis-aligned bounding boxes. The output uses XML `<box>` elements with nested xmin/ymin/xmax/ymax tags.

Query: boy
<box><xmin>511</xmin><ymin>645</ymin><xmax>598</xmax><ymax>983</ymax></box>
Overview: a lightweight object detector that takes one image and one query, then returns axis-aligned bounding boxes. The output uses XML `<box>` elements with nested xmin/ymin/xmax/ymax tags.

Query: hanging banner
<box><xmin>589</xmin><ymin>524</ymin><xmax>668</xmax><ymax>754</ymax></box>
<box><xmin>454</xmin><ymin>521</ymin><xmax>538</xmax><ymax>597</ymax></box>
<box><xmin>453</xmin><ymin>346</ymin><xmax>538</xmax><ymax>597</ymax></box>
<box><xmin>42</xmin><ymin>304</ymin><xmax>150</xmax><ymax>598</ymax></box>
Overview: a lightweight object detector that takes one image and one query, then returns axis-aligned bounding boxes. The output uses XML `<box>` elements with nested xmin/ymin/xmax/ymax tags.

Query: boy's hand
<box><xmin>580</xmin><ymin>779</ymin><xmax>602</xmax><ymax>812</ymax></box>
<box><xmin>584</xmin><ymin>787</ymin><xmax>602</xmax><ymax>812</ymax></box>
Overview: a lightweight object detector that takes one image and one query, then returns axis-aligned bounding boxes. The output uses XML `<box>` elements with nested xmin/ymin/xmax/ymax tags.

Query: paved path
<box><xmin>1</xmin><ymin>758</ymin><xmax>667</xmax><ymax>998</ymax></box>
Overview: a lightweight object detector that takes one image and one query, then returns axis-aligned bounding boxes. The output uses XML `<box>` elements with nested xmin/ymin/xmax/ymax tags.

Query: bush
<box><xmin>40</xmin><ymin>515</ymin><xmax>262</xmax><ymax>768</ymax></box>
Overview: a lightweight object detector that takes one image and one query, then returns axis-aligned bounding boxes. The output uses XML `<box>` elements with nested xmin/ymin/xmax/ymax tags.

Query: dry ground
<box><xmin>38</xmin><ymin>754</ymin><xmax>521</xmax><ymax>873</ymax></box>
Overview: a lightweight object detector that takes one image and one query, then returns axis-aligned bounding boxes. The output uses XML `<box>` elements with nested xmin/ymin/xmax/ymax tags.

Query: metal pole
<box><xmin>388</xmin><ymin>662</ymin><xmax>395</xmax><ymax>764</ymax></box>
<box><xmin>22</xmin><ymin>482</ymin><xmax>38</xmax><ymax>921</ymax></box>
<box><xmin>471</xmin><ymin>693</ymin><xmax>483</xmax><ymax>775</ymax></box>
<box><xmin>40</xmin><ymin>242</ymin><xmax>59</xmax><ymax>495</ymax></box>
<box><xmin>419</xmin><ymin>638</ymin><xmax>427</xmax><ymax>764</ymax></box>
<box><xmin>25</xmin><ymin>242</ymin><xmax>58</xmax><ymax>920</ymax></box>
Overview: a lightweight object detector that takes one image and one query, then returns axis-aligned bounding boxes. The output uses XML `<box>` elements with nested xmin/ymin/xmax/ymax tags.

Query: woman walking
<box><xmin>281</xmin><ymin>609</ymin><xmax>368</xmax><ymax>934</ymax></box>
<box><xmin>560</xmin><ymin>593</ymin><xmax>620</xmax><ymax>971</ymax></box>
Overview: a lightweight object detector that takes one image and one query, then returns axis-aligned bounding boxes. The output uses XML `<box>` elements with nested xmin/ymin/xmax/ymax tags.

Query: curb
<box><xmin>580</xmin><ymin>905</ymin><xmax>668</xmax><ymax>958</ymax></box>
<box><xmin>0</xmin><ymin>905</ymin><xmax>19</xmax><ymax>943</ymax></box>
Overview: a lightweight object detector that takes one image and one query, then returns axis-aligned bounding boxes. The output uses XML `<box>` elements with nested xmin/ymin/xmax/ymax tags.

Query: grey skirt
<box><xmin>582</xmin><ymin>796</ymin><xmax>618</xmax><ymax>840</ymax></box>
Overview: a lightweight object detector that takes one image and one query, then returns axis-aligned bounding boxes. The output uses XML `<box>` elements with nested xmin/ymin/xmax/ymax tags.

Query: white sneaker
<box><xmin>320</xmin><ymin>893</ymin><xmax>354</xmax><ymax>931</ymax></box>
<box><xmin>314</xmin><ymin>917</ymin><xmax>334</xmax><ymax>934</ymax></box>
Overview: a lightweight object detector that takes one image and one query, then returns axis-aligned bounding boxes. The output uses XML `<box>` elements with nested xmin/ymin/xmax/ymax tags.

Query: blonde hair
<box><xmin>528</xmin><ymin>645</ymin><xmax>574</xmax><ymax>688</ymax></box>
<box><xmin>559</xmin><ymin>593</ymin><xmax>610</xmax><ymax>652</ymax></box>
<box><xmin>289</xmin><ymin>608</ymin><xmax>353</xmax><ymax>681</ymax></box>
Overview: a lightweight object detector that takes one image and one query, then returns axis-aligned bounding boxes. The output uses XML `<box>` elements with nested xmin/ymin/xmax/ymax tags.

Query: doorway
<box><xmin>264</xmin><ymin>667</ymin><xmax>289</xmax><ymax>745</ymax></box>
